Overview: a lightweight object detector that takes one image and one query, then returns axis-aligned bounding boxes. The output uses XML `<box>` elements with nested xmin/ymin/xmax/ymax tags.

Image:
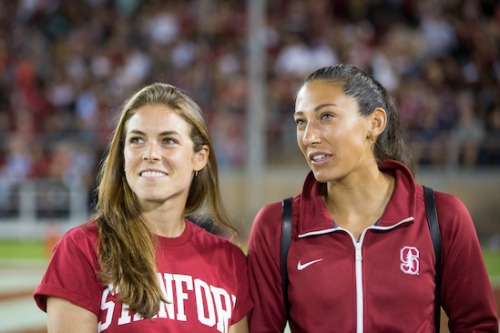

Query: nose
<box><xmin>301</xmin><ymin>122</ymin><xmax>321</xmax><ymax>146</ymax></box>
<box><xmin>143</xmin><ymin>142</ymin><xmax>160</xmax><ymax>162</ymax></box>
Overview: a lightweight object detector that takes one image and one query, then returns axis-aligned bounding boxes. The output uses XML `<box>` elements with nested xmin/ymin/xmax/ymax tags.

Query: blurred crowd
<box><xmin>0</xmin><ymin>0</ymin><xmax>499</xmax><ymax>203</ymax></box>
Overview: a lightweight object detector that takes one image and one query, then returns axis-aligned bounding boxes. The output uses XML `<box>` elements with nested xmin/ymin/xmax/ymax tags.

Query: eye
<box><xmin>294</xmin><ymin>118</ymin><xmax>306</xmax><ymax>127</ymax></box>
<box><xmin>162</xmin><ymin>137</ymin><xmax>178</xmax><ymax>145</ymax></box>
<box><xmin>129</xmin><ymin>136</ymin><xmax>144</xmax><ymax>144</ymax></box>
<box><xmin>320</xmin><ymin>112</ymin><xmax>334</xmax><ymax>120</ymax></box>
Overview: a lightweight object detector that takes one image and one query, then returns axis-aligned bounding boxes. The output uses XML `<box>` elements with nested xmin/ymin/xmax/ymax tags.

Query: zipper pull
<box><xmin>355</xmin><ymin>242</ymin><xmax>362</xmax><ymax>261</ymax></box>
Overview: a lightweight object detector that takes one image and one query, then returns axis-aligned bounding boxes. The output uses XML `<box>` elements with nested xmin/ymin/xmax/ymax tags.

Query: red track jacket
<box><xmin>248</xmin><ymin>160</ymin><xmax>498</xmax><ymax>332</ymax></box>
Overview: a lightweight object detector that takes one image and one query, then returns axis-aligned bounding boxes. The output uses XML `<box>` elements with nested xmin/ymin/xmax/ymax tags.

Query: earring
<box><xmin>368</xmin><ymin>132</ymin><xmax>376</xmax><ymax>142</ymax></box>
<box><xmin>194</xmin><ymin>170</ymin><xmax>199</xmax><ymax>177</ymax></box>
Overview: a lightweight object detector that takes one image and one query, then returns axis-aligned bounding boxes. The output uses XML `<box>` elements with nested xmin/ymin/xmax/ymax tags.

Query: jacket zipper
<box><xmin>338</xmin><ymin>228</ymin><xmax>367</xmax><ymax>333</ymax></box>
<box><xmin>355</xmin><ymin>240</ymin><xmax>363</xmax><ymax>333</ymax></box>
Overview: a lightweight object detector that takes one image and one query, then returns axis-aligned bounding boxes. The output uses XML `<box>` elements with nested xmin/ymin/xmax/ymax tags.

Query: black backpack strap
<box><xmin>423</xmin><ymin>186</ymin><xmax>442</xmax><ymax>332</ymax></box>
<box><xmin>281</xmin><ymin>197</ymin><xmax>293</xmax><ymax>320</ymax></box>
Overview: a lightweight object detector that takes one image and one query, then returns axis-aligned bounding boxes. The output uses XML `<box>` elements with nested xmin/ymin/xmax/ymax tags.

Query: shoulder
<box><xmin>56</xmin><ymin>221</ymin><xmax>99</xmax><ymax>252</ymax></box>
<box><xmin>48</xmin><ymin>221</ymin><xmax>100</xmax><ymax>268</ymax></box>
<box><xmin>432</xmin><ymin>190</ymin><xmax>471</xmax><ymax>225</ymax></box>
<box><xmin>189</xmin><ymin>222</ymin><xmax>247</xmax><ymax>262</ymax></box>
<box><xmin>247</xmin><ymin>198</ymin><xmax>294</xmax><ymax>260</ymax></box>
<box><xmin>251</xmin><ymin>200</ymin><xmax>284</xmax><ymax>235</ymax></box>
<box><xmin>427</xmin><ymin>189</ymin><xmax>478</xmax><ymax>252</ymax></box>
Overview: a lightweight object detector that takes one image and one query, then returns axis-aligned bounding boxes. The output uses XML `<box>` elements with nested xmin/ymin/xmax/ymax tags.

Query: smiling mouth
<box><xmin>310</xmin><ymin>153</ymin><xmax>332</xmax><ymax>165</ymax></box>
<box><xmin>311</xmin><ymin>154</ymin><xmax>326</xmax><ymax>161</ymax></box>
<box><xmin>140</xmin><ymin>171</ymin><xmax>168</xmax><ymax>177</ymax></box>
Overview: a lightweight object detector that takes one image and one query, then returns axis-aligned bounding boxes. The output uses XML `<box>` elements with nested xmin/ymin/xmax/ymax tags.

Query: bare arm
<box><xmin>229</xmin><ymin>316</ymin><xmax>249</xmax><ymax>333</ymax></box>
<box><xmin>47</xmin><ymin>297</ymin><xmax>98</xmax><ymax>333</ymax></box>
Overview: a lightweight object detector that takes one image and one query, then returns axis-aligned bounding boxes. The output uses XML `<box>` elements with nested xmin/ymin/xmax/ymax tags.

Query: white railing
<box><xmin>0</xmin><ymin>178</ymin><xmax>90</xmax><ymax>240</ymax></box>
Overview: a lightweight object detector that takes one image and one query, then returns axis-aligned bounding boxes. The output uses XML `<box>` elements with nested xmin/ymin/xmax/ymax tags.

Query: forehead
<box><xmin>297</xmin><ymin>80</ymin><xmax>343</xmax><ymax>97</ymax></box>
<box><xmin>126</xmin><ymin>104</ymin><xmax>191</xmax><ymax>134</ymax></box>
<box><xmin>295</xmin><ymin>80</ymin><xmax>353</xmax><ymax>109</ymax></box>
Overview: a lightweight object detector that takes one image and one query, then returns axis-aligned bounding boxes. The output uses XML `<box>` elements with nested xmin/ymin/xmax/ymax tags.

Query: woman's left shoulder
<box><xmin>430</xmin><ymin>189</ymin><xmax>476</xmax><ymax>237</ymax></box>
<box><xmin>432</xmin><ymin>190</ymin><xmax>470</xmax><ymax>219</ymax></box>
<box><xmin>190</xmin><ymin>221</ymin><xmax>246</xmax><ymax>259</ymax></box>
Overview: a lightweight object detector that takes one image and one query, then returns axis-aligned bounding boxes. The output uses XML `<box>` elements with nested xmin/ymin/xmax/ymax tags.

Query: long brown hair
<box><xmin>93</xmin><ymin>83</ymin><xmax>235</xmax><ymax>318</ymax></box>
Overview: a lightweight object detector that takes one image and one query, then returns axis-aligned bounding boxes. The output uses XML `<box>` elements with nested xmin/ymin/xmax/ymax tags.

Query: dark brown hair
<box><xmin>301</xmin><ymin>64</ymin><xmax>414</xmax><ymax>172</ymax></box>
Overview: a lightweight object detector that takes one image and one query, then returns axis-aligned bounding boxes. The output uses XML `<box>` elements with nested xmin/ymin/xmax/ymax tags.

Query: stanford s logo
<box><xmin>400</xmin><ymin>246</ymin><xmax>419</xmax><ymax>275</ymax></box>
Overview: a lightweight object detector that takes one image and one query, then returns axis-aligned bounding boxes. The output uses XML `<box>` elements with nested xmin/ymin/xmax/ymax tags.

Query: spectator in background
<box><xmin>411</xmin><ymin>92</ymin><xmax>448</xmax><ymax>166</ymax></box>
<box><xmin>419</xmin><ymin>5</ymin><xmax>457</xmax><ymax>59</ymax></box>
<box><xmin>0</xmin><ymin>134</ymin><xmax>33</xmax><ymax>216</ymax></box>
<box><xmin>447</xmin><ymin>89</ymin><xmax>486</xmax><ymax>169</ymax></box>
<box><xmin>484</xmin><ymin>105</ymin><xmax>500</xmax><ymax>164</ymax></box>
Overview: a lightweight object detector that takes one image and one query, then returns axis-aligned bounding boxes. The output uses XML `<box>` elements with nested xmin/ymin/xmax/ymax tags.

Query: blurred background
<box><xmin>0</xmin><ymin>0</ymin><xmax>499</xmax><ymax>332</ymax></box>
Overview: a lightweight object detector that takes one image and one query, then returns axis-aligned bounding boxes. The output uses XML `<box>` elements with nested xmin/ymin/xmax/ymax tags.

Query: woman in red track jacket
<box><xmin>247</xmin><ymin>64</ymin><xmax>498</xmax><ymax>332</ymax></box>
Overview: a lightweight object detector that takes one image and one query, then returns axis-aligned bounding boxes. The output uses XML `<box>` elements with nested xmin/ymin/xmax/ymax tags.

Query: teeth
<box><xmin>312</xmin><ymin>154</ymin><xmax>325</xmax><ymax>160</ymax></box>
<box><xmin>141</xmin><ymin>171</ymin><xmax>167</xmax><ymax>177</ymax></box>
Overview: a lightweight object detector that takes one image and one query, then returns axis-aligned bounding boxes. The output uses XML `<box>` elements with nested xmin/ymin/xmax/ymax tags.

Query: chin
<box><xmin>311</xmin><ymin>171</ymin><xmax>330</xmax><ymax>184</ymax></box>
<box><xmin>312</xmin><ymin>167</ymin><xmax>343</xmax><ymax>184</ymax></box>
<box><xmin>137</xmin><ymin>192</ymin><xmax>165</xmax><ymax>203</ymax></box>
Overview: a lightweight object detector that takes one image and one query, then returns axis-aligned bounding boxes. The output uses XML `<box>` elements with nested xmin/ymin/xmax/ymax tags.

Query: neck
<box><xmin>141</xmin><ymin>202</ymin><xmax>187</xmax><ymax>238</ymax></box>
<box><xmin>324</xmin><ymin>165</ymin><xmax>395</xmax><ymax>239</ymax></box>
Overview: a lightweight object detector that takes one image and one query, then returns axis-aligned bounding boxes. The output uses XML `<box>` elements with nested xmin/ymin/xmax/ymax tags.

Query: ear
<box><xmin>193</xmin><ymin>145</ymin><xmax>209</xmax><ymax>172</ymax></box>
<box><xmin>369</xmin><ymin>107</ymin><xmax>387</xmax><ymax>137</ymax></box>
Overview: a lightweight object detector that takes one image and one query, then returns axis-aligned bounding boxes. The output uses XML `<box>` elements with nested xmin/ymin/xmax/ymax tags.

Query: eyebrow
<box><xmin>126</xmin><ymin>130</ymin><xmax>179</xmax><ymax>136</ymax></box>
<box><xmin>294</xmin><ymin>103</ymin><xmax>337</xmax><ymax>114</ymax></box>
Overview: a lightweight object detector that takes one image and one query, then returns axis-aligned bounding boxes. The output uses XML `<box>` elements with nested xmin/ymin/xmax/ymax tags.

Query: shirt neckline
<box><xmin>155</xmin><ymin>219</ymin><xmax>192</xmax><ymax>248</ymax></box>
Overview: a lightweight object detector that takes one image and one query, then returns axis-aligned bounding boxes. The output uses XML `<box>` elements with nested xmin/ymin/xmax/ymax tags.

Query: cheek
<box><xmin>337</xmin><ymin>120</ymin><xmax>365</xmax><ymax>142</ymax></box>
<box><xmin>123</xmin><ymin>151</ymin><xmax>132</xmax><ymax>178</ymax></box>
<box><xmin>296</xmin><ymin>130</ymin><xmax>305</xmax><ymax>147</ymax></box>
<box><xmin>123</xmin><ymin>150</ymin><xmax>132</xmax><ymax>167</ymax></box>
<box><xmin>123</xmin><ymin>147</ymin><xmax>139</xmax><ymax>163</ymax></box>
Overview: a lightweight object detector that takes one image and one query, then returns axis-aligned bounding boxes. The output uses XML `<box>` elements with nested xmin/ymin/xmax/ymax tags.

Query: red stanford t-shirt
<box><xmin>34</xmin><ymin>220</ymin><xmax>253</xmax><ymax>332</ymax></box>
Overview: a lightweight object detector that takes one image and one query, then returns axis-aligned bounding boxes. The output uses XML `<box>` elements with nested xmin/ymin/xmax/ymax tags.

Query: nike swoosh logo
<box><xmin>297</xmin><ymin>259</ymin><xmax>323</xmax><ymax>270</ymax></box>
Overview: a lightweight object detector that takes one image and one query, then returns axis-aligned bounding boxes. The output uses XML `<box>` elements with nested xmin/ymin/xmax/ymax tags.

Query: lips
<box><xmin>309</xmin><ymin>152</ymin><xmax>332</xmax><ymax>165</ymax></box>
